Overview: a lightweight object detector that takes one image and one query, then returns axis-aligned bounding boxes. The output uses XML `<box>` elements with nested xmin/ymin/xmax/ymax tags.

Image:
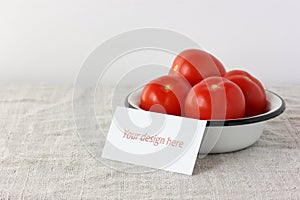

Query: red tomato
<box><xmin>169</xmin><ymin>49</ymin><xmax>226</xmax><ymax>86</ymax></box>
<box><xmin>223</xmin><ymin>70</ymin><xmax>266</xmax><ymax>117</ymax></box>
<box><xmin>223</xmin><ymin>70</ymin><xmax>264</xmax><ymax>91</ymax></box>
<box><xmin>140</xmin><ymin>75</ymin><xmax>191</xmax><ymax>116</ymax></box>
<box><xmin>185</xmin><ymin>77</ymin><xmax>245</xmax><ymax>120</ymax></box>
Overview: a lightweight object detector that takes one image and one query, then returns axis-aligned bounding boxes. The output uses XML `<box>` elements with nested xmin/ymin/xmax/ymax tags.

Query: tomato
<box><xmin>223</xmin><ymin>70</ymin><xmax>266</xmax><ymax>117</ymax></box>
<box><xmin>184</xmin><ymin>77</ymin><xmax>245</xmax><ymax>120</ymax></box>
<box><xmin>223</xmin><ymin>70</ymin><xmax>264</xmax><ymax>91</ymax></box>
<box><xmin>169</xmin><ymin>49</ymin><xmax>226</xmax><ymax>86</ymax></box>
<box><xmin>140</xmin><ymin>75</ymin><xmax>191</xmax><ymax>116</ymax></box>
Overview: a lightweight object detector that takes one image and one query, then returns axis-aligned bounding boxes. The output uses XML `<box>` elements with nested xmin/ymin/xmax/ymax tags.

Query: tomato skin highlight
<box><xmin>184</xmin><ymin>77</ymin><xmax>246</xmax><ymax>120</ymax></box>
<box><xmin>140</xmin><ymin>75</ymin><xmax>191</xmax><ymax>116</ymax></box>
<box><xmin>169</xmin><ymin>49</ymin><xmax>226</xmax><ymax>86</ymax></box>
<box><xmin>224</xmin><ymin>70</ymin><xmax>266</xmax><ymax>117</ymax></box>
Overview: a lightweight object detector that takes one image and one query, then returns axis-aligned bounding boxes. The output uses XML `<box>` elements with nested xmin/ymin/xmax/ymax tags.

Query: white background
<box><xmin>1</xmin><ymin>0</ymin><xmax>299</xmax><ymax>85</ymax></box>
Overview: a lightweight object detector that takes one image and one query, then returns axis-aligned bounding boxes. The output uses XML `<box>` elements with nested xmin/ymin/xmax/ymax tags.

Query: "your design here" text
<box><xmin>123</xmin><ymin>129</ymin><xmax>184</xmax><ymax>148</ymax></box>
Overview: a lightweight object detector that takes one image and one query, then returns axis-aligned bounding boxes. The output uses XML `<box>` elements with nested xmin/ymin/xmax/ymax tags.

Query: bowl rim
<box><xmin>124</xmin><ymin>87</ymin><xmax>286</xmax><ymax>127</ymax></box>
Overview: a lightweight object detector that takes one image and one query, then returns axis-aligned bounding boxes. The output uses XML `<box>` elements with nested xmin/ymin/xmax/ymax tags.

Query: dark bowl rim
<box><xmin>124</xmin><ymin>89</ymin><xmax>286</xmax><ymax>127</ymax></box>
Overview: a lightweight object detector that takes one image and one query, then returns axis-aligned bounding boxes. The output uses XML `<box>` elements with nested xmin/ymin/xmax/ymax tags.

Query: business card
<box><xmin>101</xmin><ymin>106</ymin><xmax>207</xmax><ymax>175</ymax></box>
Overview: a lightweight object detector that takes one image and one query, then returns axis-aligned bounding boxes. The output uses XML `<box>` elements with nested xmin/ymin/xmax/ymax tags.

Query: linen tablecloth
<box><xmin>0</xmin><ymin>85</ymin><xmax>299</xmax><ymax>199</ymax></box>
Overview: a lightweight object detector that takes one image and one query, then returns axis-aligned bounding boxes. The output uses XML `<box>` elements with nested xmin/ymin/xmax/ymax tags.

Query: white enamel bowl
<box><xmin>125</xmin><ymin>86</ymin><xmax>286</xmax><ymax>154</ymax></box>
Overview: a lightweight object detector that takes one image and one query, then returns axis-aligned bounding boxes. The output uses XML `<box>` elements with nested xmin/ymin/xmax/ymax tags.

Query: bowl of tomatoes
<box><xmin>124</xmin><ymin>49</ymin><xmax>286</xmax><ymax>153</ymax></box>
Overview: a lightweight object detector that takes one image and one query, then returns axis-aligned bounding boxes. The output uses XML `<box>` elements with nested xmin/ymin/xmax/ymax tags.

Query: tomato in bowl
<box><xmin>124</xmin><ymin>85</ymin><xmax>285</xmax><ymax>153</ymax></box>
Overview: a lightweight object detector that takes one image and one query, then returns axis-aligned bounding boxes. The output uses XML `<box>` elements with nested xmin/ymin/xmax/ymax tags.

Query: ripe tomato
<box><xmin>223</xmin><ymin>70</ymin><xmax>264</xmax><ymax>91</ymax></box>
<box><xmin>184</xmin><ymin>77</ymin><xmax>245</xmax><ymax>120</ymax></box>
<box><xmin>140</xmin><ymin>75</ymin><xmax>191</xmax><ymax>116</ymax></box>
<box><xmin>223</xmin><ymin>70</ymin><xmax>266</xmax><ymax>117</ymax></box>
<box><xmin>169</xmin><ymin>49</ymin><xmax>226</xmax><ymax>86</ymax></box>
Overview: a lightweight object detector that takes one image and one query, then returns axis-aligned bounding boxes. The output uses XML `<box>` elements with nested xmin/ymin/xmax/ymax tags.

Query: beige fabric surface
<box><xmin>0</xmin><ymin>85</ymin><xmax>299</xmax><ymax>199</ymax></box>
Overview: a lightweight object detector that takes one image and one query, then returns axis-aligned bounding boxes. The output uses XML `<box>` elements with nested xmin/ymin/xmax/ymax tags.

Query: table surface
<box><xmin>0</xmin><ymin>85</ymin><xmax>299</xmax><ymax>199</ymax></box>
